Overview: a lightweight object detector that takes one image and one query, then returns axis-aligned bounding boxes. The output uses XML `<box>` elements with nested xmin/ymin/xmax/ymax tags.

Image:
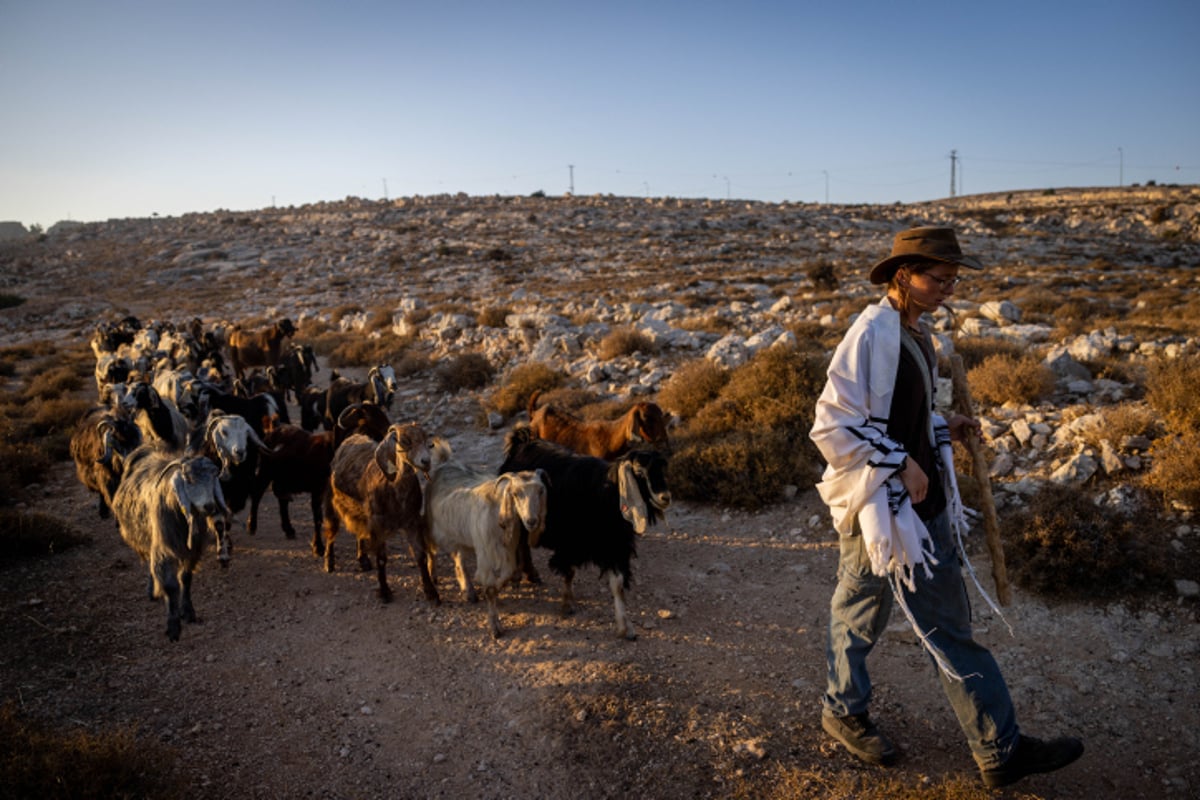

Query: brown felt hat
<box><xmin>869</xmin><ymin>226</ymin><xmax>984</xmax><ymax>284</ymax></box>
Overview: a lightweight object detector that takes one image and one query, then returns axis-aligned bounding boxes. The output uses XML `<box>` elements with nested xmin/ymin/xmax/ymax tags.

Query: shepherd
<box><xmin>808</xmin><ymin>226</ymin><xmax>1083</xmax><ymax>789</ymax></box>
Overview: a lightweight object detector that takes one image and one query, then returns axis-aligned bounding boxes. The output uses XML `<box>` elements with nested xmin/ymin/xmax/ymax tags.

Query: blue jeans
<box><xmin>822</xmin><ymin>509</ymin><xmax>1019</xmax><ymax>770</ymax></box>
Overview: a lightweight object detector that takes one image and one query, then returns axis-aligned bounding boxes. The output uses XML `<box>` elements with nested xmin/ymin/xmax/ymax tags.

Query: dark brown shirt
<box><xmin>887</xmin><ymin>325</ymin><xmax>946</xmax><ymax>521</ymax></box>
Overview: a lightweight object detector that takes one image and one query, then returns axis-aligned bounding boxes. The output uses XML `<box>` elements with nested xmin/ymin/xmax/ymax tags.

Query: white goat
<box><xmin>424</xmin><ymin>439</ymin><xmax>548</xmax><ymax>638</ymax></box>
<box><xmin>111</xmin><ymin>443</ymin><xmax>231</xmax><ymax>641</ymax></box>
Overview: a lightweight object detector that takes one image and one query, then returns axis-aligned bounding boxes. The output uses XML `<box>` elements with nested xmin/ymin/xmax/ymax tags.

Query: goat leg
<box><xmin>406</xmin><ymin>530</ymin><xmax>440</xmax><ymax>604</ymax></box>
<box><xmin>157</xmin><ymin>564</ymin><xmax>183</xmax><ymax>642</ymax></box>
<box><xmin>180</xmin><ymin>566</ymin><xmax>198</xmax><ymax>625</ymax></box>
<box><xmin>356</xmin><ymin>537</ymin><xmax>373</xmax><ymax>572</ymax></box>
<box><xmin>374</xmin><ymin>543</ymin><xmax>393</xmax><ymax>602</ymax></box>
<box><xmin>484</xmin><ymin>586</ymin><xmax>502</xmax><ymax>639</ymax></box>
<box><xmin>560</xmin><ymin>567</ymin><xmax>576</xmax><ymax>616</ymax></box>
<box><xmin>607</xmin><ymin>570</ymin><xmax>637</xmax><ymax>641</ymax></box>
<box><xmin>452</xmin><ymin>552</ymin><xmax>478</xmax><ymax>604</ymax></box>
<box><xmin>516</xmin><ymin>528</ymin><xmax>542</xmax><ymax>585</ymax></box>
<box><xmin>322</xmin><ymin>518</ymin><xmax>337</xmax><ymax>572</ymax></box>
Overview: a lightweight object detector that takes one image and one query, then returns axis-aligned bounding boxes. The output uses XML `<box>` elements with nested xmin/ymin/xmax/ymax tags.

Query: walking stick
<box><xmin>949</xmin><ymin>354</ymin><xmax>1012</xmax><ymax>606</ymax></box>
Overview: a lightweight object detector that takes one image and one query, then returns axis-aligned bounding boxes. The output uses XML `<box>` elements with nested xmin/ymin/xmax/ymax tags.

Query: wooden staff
<box><xmin>949</xmin><ymin>353</ymin><xmax>1012</xmax><ymax>605</ymax></box>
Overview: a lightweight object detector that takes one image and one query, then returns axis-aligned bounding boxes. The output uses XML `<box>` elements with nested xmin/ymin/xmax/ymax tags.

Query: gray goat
<box><xmin>111</xmin><ymin>443</ymin><xmax>231</xmax><ymax>641</ymax></box>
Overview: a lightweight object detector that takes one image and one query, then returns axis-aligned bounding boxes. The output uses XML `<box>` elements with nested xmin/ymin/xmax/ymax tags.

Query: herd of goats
<box><xmin>71</xmin><ymin>316</ymin><xmax>674</xmax><ymax>641</ymax></box>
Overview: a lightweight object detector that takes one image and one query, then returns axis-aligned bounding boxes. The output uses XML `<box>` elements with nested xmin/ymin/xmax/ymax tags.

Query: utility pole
<box><xmin>950</xmin><ymin>150</ymin><xmax>958</xmax><ymax>197</ymax></box>
<box><xmin>1118</xmin><ymin>147</ymin><xmax>1123</xmax><ymax>187</ymax></box>
<box><xmin>822</xmin><ymin>170</ymin><xmax>829</xmax><ymax>204</ymax></box>
<box><xmin>382</xmin><ymin>178</ymin><xmax>388</xmax><ymax>200</ymax></box>
<box><xmin>568</xmin><ymin>164</ymin><xmax>575</xmax><ymax>195</ymax></box>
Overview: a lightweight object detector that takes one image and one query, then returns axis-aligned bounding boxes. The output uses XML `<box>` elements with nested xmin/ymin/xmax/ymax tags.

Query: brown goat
<box><xmin>249</xmin><ymin>403</ymin><xmax>391</xmax><ymax>554</ymax></box>
<box><xmin>527</xmin><ymin>391</ymin><xmax>672</xmax><ymax>460</ymax></box>
<box><xmin>321</xmin><ymin>422</ymin><xmax>436</xmax><ymax>603</ymax></box>
<box><xmin>228</xmin><ymin>318</ymin><xmax>296</xmax><ymax>380</ymax></box>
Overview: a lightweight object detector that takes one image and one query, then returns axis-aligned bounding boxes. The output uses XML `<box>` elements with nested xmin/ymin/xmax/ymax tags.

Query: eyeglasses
<box><xmin>920</xmin><ymin>274</ymin><xmax>964</xmax><ymax>290</ymax></box>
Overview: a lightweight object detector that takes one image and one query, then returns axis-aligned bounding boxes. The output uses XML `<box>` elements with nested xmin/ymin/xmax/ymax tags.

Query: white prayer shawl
<box><xmin>811</xmin><ymin>299</ymin><xmax>1011</xmax><ymax>679</ymax></box>
<box><xmin>810</xmin><ymin>298</ymin><xmax>949</xmax><ymax>588</ymax></box>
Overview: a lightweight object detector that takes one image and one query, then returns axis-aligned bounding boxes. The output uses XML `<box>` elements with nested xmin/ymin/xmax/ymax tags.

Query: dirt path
<box><xmin>4</xmin><ymin>418</ymin><xmax>1197</xmax><ymax>799</ymax></box>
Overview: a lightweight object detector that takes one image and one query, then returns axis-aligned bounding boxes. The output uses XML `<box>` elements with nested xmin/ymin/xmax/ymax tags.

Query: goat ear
<box><xmin>375</xmin><ymin>430</ymin><xmax>399</xmax><ymax>478</ymax></box>
<box><xmin>169</xmin><ymin>471</ymin><xmax>197</xmax><ymax>546</ymax></box>
<box><xmin>495</xmin><ymin>475</ymin><xmax>515</xmax><ymax>530</ymax></box>
<box><xmin>618</xmin><ymin>462</ymin><xmax>649</xmax><ymax>534</ymax></box>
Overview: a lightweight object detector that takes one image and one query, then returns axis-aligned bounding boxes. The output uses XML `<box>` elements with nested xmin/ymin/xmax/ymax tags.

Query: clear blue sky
<box><xmin>2</xmin><ymin>1</ymin><xmax>1197</xmax><ymax>228</ymax></box>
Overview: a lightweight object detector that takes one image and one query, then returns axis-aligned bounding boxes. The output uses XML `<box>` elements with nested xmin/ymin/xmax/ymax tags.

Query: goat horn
<box><xmin>335</xmin><ymin>403</ymin><xmax>362</xmax><ymax>429</ymax></box>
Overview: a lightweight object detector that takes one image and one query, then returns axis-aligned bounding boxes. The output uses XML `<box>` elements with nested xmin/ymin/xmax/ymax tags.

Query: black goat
<box><xmin>497</xmin><ymin>425</ymin><xmax>671</xmax><ymax>640</ymax></box>
<box><xmin>323</xmin><ymin>365</ymin><xmax>397</xmax><ymax>428</ymax></box>
<box><xmin>198</xmin><ymin>384</ymin><xmax>282</xmax><ymax>437</ymax></box>
<box><xmin>276</xmin><ymin>343</ymin><xmax>319</xmax><ymax>403</ymax></box>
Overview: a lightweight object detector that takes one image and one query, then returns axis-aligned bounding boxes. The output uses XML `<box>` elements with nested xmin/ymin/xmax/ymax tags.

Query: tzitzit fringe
<box><xmin>943</xmin><ymin>465</ymin><xmax>1015</xmax><ymax>638</ymax></box>
<box><xmin>887</xmin><ymin>572</ymin><xmax>980</xmax><ymax>683</ymax></box>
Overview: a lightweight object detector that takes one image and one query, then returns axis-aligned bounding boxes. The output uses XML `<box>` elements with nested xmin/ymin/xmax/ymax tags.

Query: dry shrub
<box><xmin>0</xmin><ymin>509</ymin><xmax>90</xmax><ymax>560</ymax></box>
<box><xmin>788</xmin><ymin>321</ymin><xmax>843</xmax><ymax>352</ymax></box>
<box><xmin>393</xmin><ymin>349</ymin><xmax>431</xmax><ymax>377</ymax></box>
<box><xmin>477</xmin><ymin>306</ymin><xmax>512</xmax><ymax>328</ymax></box>
<box><xmin>489</xmin><ymin>362</ymin><xmax>566</xmax><ymax>418</ymax></box>
<box><xmin>23</xmin><ymin>366</ymin><xmax>83</xmax><ymax>401</ymax></box>
<box><xmin>805</xmin><ymin>260</ymin><xmax>838</xmax><ymax>291</ymax></box>
<box><xmin>967</xmin><ymin>354</ymin><xmax>1056</xmax><ymax>407</ymax></box>
<box><xmin>669</xmin><ymin>429</ymin><xmax>802</xmax><ymax>508</ymax></box>
<box><xmin>29</xmin><ymin>397</ymin><xmax>92</xmax><ymax>437</ymax></box>
<box><xmin>1143</xmin><ymin>353</ymin><xmax>1200</xmax><ymax>432</ymax></box>
<box><xmin>325</xmin><ymin>335</ymin><xmax>411</xmax><ymax>369</ymax></box>
<box><xmin>531</xmin><ymin>386</ymin><xmax>603</xmax><ymax>413</ymax></box>
<box><xmin>1144</xmin><ymin>430</ymin><xmax>1200</xmax><ymax>510</ymax></box>
<box><xmin>952</xmin><ymin>336</ymin><xmax>1024</xmax><ymax>371</ymax></box>
<box><xmin>656</xmin><ymin>358</ymin><xmax>729</xmax><ymax>420</ymax></box>
<box><xmin>1074</xmin><ymin>402</ymin><xmax>1161</xmax><ymax>450</ymax></box>
<box><xmin>0</xmin><ymin>702</ymin><xmax>186</xmax><ymax>799</ymax></box>
<box><xmin>597</xmin><ymin>327</ymin><xmax>658</xmax><ymax>360</ymax></box>
<box><xmin>435</xmin><ymin>352</ymin><xmax>494</xmax><ymax>393</ymax></box>
<box><xmin>1000</xmin><ymin>484</ymin><xmax>1168</xmax><ymax>600</ymax></box>
<box><xmin>668</xmin><ymin>346</ymin><xmax>829</xmax><ymax>508</ymax></box>
<box><xmin>675</xmin><ymin>311</ymin><xmax>736</xmax><ymax>335</ymax></box>
<box><xmin>0</xmin><ymin>416</ymin><xmax>54</xmax><ymax>505</ymax></box>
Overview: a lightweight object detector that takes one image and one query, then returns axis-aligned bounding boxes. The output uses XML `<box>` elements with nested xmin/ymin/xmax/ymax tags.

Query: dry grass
<box><xmin>725</xmin><ymin>762</ymin><xmax>1010</xmax><ymax>800</ymax></box>
<box><xmin>0</xmin><ymin>703</ymin><xmax>186</xmax><ymax>800</ymax></box>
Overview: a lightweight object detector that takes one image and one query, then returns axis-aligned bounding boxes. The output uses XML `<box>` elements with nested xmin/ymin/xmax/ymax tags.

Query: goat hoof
<box><xmin>377</xmin><ymin>589</ymin><xmax>393</xmax><ymax>603</ymax></box>
<box><xmin>283</xmin><ymin>530</ymin><xmax>296</xmax><ymax>540</ymax></box>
